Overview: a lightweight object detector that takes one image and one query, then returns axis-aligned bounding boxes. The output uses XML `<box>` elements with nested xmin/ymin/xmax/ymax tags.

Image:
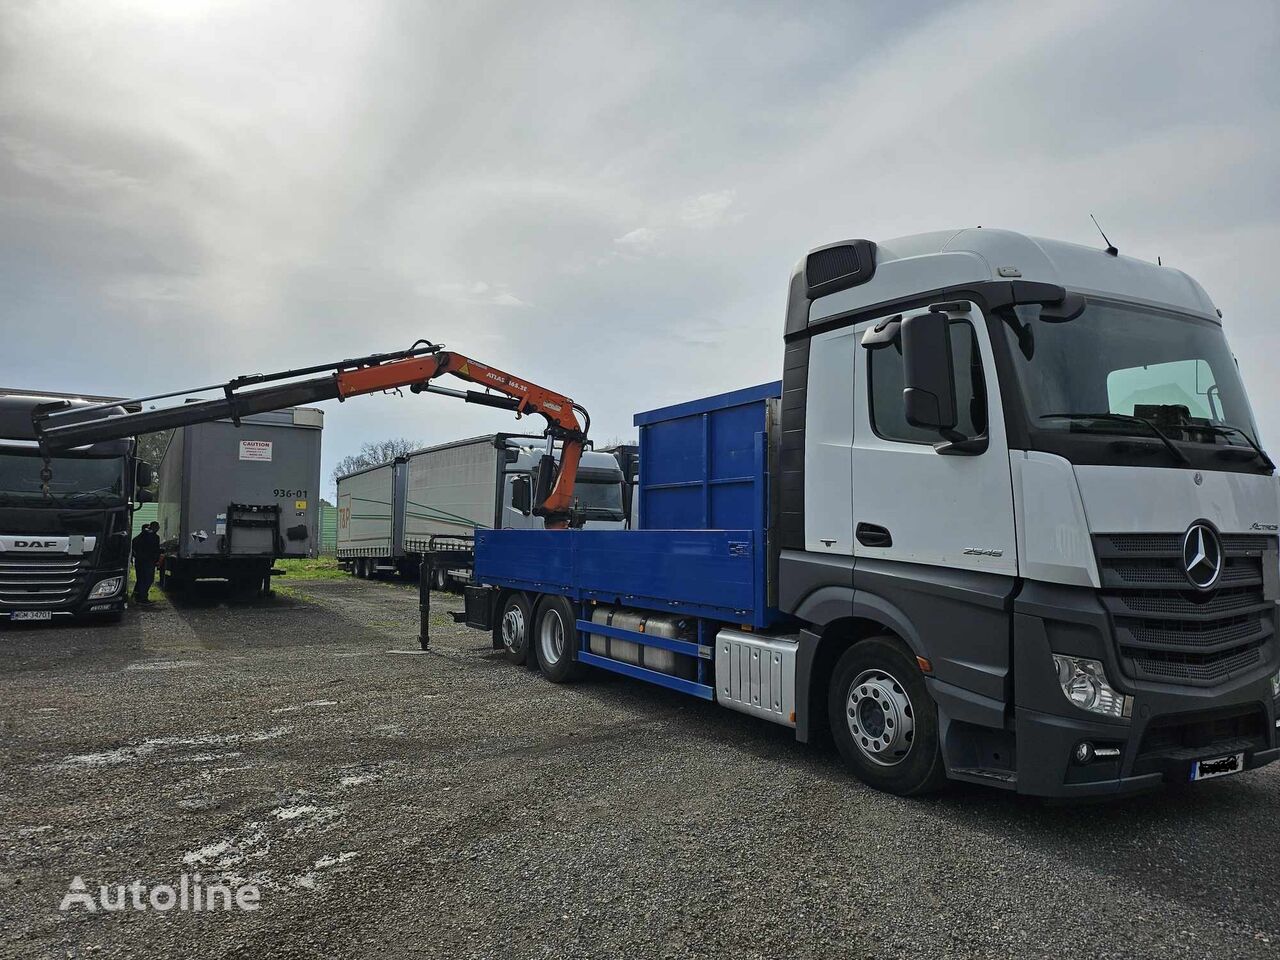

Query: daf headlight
<box><xmin>88</xmin><ymin>577</ymin><xmax>123</xmax><ymax>600</ymax></box>
<box><xmin>1052</xmin><ymin>655</ymin><xmax>1132</xmax><ymax>719</ymax></box>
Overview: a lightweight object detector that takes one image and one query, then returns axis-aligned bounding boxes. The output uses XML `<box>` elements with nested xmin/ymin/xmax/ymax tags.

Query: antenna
<box><xmin>1090</xmin><ymin>214</ymin><xmax>1118</xmax><ymax>257</ymax></box>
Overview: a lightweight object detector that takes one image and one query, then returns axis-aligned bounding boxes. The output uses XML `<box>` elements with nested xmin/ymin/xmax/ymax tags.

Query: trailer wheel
<box><xmin>498</xmin><ymin>592</ymin><xmax>533</xmax><ymax>665</ymax></box>
<box><xmin>828</xmin><ymin>636</ymin><xmax>947</xmax><ymax>796</ymax></box>
<box><xmin>533</xmin><ymin>595</ymin><xmax>585</xmax><ymax>683</ymax></box>
<box><xmin>432</xmin><ymin>566</ymin><xmax>449</xmax><ymax>592</ymax></box>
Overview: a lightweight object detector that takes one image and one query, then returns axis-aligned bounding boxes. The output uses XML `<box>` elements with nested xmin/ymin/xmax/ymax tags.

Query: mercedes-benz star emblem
<box><xmin>1182</xmin><ymin>522</ymin><xmax>1222</xmax><ymax>590</ymax></box>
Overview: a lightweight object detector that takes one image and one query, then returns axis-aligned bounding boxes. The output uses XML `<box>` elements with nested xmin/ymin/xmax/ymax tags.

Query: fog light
<box><xmin>88</xmin><ymin>577</ymin><xmax>123</xmax><ymax>600</ymax></box>
<box><xmin>1052</xmin><ymin>655</ymin><xmax>1132</xmax><ymax>719</ymax></box>
<box><xmin>1271</xmin><ymin>669</ymin><xmax>1280</xmax><ymax>699</ymax></box>
<box><xmin>1073</xmin><ymin>741</ymin><xmax>1095</xmax><ymax>764</ymax></box>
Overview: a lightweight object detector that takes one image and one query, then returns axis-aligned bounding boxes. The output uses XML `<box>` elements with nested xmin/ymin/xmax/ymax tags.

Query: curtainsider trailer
<box><xmin>460</xmin><ymin>227</ymin><xmax>1280</xmax><ymax>798</ymax></box>
<box><xmin>157</xmin><ymin>408</ymin><xmax>323</xmax><ymax>596</ymax></box>
<box><xmin>339</xmin><ymin>434</ymin><xmax>627</xmax><ymax>587</ymax></box>
<box><xmin>336</xmin><ymin>457</ymin><xmax>410</xmax><ymax>578</ymax></box>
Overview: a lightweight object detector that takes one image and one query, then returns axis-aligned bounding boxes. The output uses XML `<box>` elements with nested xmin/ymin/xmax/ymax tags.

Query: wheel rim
<box><xmin>434</xmin><ymin>568</ymin><xmax>446</xmax><ymax>589</ymax></box>
<box><xmin>539</xmin><ymin>609</ymin><xmax>566</xmax><ymax>666</ymax></box>
<box><xmin>501</xmin><ymin>605</ymin><xmax>526</xmax><ymax>652</ymax></box>
<box><xmin>846</xmin><ymin>668</ymin><xmax>915</xmax><ymax>766</ymax></box>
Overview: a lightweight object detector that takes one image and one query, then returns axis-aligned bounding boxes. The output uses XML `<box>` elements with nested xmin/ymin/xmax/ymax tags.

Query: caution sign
<box><xmin>239</xmin><ymin>440</ymin><xmax>273</xmax><ymax>462</ymax></box>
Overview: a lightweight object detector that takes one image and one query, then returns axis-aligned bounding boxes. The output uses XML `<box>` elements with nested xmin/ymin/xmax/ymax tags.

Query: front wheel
<box><xmin>828</xmin><ymin>636</ymin><xmax>947</xmax><ymax>796</ymax></box>
<box><xmin>533</xmin><ymin>595</ymin><xmax>585</xmax><ymax>683</ymax></box>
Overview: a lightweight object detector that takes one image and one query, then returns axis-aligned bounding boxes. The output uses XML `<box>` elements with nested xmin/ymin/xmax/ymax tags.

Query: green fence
<box><xmin>320</xmin><ymin>504</ymin><xmax>337</xmax><ymax>555</ymax></box>
<box><xmin>130</xmin><ymin>502</ymin><xmax>158</xmax><ymax>536</ymax></box>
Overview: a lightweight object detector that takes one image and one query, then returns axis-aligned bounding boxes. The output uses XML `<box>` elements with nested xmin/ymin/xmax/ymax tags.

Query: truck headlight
<box><xmin>1052</xmin><ymin>655</ymin><xmax>1132</xmax><ymax>719</ymax></box>
<box><xmin>88</xmin><ymin>577</ymin><xmax>123</xmax><ymax>600</ymax></box>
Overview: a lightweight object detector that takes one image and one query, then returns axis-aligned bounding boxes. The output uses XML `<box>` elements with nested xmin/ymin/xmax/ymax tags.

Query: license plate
<box><xmin>12</xmin><ymin>610</ymin><xmax>52</xmax><ymax>622</ymax></box>
<box><xmin>1190</xmin><ymin>752</ymin><xmax>1244</xmax><ymax>781</ymax></box>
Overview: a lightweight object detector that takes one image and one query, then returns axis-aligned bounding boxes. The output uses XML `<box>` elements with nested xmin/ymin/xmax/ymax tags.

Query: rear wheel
<box><xmin>533</xmin><ymin>595</ymin><xmax>585</xmax><ymax>683</ymax></box>
<box><xmin>432</xmin><ymin>566</ymin><xmax>449</xmax><ymax>592</ymax></box>
<box><xmin>498</xmin><ymin>592</ymin><xmax>533</xmax><ymax>665</ymax></box>
<box><xmin>828</xmin><ymin>636</ymin><xmax>946</xmax><ymax>796</ymax></box>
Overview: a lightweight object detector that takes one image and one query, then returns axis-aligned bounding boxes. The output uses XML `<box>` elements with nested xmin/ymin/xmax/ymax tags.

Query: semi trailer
<box><xmin>156</xmin><ymin>409</ymin><xmax>323</xmax><ymax>596</ymax></box>
<box><xmin>458</xmin><ymin>228</ymin><xmax>1280</xmax><ymax>798</ymax></box>
<box><xmin>337</xmin><ymin>435</ymin><xmax>626</xmax><ymax>585</ymax></box>
<box><xmin>0</xmin><ymin>391</ymin><xmax>153</xmax><ymax>622</ymax></box>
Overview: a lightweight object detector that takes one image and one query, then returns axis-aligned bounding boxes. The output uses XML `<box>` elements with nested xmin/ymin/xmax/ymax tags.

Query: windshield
<box><xmin>0</xmin><ymin>452</ymin><xmax>126</xmax><ymax>505</ymax></box>
<box><xmin>999</xmin><ymin>298</ymin><xmax>1266</xmax><ymax>469</ymax></box>
<box><xmin>574</xmin><ymin>478</ymin><xmax>624</xmax><ymax>518</ymax></box>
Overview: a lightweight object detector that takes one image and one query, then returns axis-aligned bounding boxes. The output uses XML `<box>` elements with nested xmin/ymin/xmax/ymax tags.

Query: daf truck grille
<box><xmin>1093</xmin><ymin>533</ymin><xmax>1277</xmax><ymax>687</ymax></box>
<box><xmin>0</xmin><ymin>554</ymin><xmax>87</xmax><ymax>607</ymax></box>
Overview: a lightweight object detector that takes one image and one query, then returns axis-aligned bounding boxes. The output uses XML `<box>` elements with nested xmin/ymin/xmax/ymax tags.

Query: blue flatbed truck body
<box><xmin>474</xmin><ymin>381</ymin><xmax>783</xmax><ymax>699</ymax></box>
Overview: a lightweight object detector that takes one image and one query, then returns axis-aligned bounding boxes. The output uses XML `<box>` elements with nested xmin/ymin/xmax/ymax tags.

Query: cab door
<box><xmin>804</xmin><ymin>326</ymin><xmax>857</xmax><ymax>556</ymax></box>
<box><xmin>851</xmin><ymin>304</ymin><xmax>1016</xmax><ymax>576</ymax></box>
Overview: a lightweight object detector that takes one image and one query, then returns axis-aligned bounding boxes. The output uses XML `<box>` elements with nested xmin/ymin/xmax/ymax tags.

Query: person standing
<box><xmin>131</xmin><ymin>521</ymin><xmax>160</xmax><ymax>605</ymax></box>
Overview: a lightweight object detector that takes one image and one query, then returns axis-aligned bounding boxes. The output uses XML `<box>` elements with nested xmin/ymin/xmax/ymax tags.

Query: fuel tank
<box><xmin>587</xmin><ymin>605</ymin><xmax>697</xmax><ymax>680</ymax></box>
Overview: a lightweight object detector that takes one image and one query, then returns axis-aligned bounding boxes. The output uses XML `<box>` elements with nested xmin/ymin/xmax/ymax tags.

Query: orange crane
<box><xmin>31</xmin><ymin>341</ymin><xmax>590</xmax><ymax>528</ymax></box>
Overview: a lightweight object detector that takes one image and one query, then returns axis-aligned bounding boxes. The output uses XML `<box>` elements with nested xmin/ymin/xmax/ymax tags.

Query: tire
<box><xmin>827</xmin><ymin>635</ymin><xmax>947</xmax><ymax>796</ymax></box>
<box><xmin>498</xmin><ymin>592</ymin><xmax>533</xmax><ymax>665</ymax></box>
<box><xmin>357</xmin><ymin>558</ymin><xmax>370</xmax><ymax>579</ymax></box>
<box><xmin>533</xmin><ymin>595</ymin><xmax>585</xmax><ymax>683</ymax></box>
<box><xmin>432</xmin><ymin>566</ymin><xmax>448</xmax><ymax>592</ymax></box>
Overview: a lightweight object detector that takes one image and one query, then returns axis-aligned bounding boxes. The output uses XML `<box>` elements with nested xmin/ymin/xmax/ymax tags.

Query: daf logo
<box><xmin>1182</xmin><ymin>522</ymin><xmax>1223</xmax><ymax>590</ymax></box>
<box><xmin>13</xmin><ymin>540</ymin><xmax>56</xmax><ymax>549</ymax></box>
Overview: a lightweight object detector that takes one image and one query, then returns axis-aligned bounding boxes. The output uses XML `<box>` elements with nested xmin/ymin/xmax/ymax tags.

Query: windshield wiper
<box><xmin>1040</xmin><ymin>413</ymin><xmax>1191</xmax><ymax>466</ymax></box>
<box><xmin>1197</xmin><ymin>423</ymin><xmax>1276</xmax><ymax>471</ymax></box>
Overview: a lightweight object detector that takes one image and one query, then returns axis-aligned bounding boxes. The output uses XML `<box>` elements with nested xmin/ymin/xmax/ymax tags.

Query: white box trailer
<box><xmin>335</xmin><ymin>457</ymin><xmax>408</xmax><ymax>574</ymax></box>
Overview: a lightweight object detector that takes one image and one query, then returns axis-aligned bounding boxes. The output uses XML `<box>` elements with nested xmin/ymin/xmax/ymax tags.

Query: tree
<box><xmin>135</xmin><ymin>430</ymin><xmax>174</xmax><ymax>471</ymax></box>
<box><xmin>331</xmin><ymin>437</ymin><xmax>421</xmax><ymax>485</ymax></box>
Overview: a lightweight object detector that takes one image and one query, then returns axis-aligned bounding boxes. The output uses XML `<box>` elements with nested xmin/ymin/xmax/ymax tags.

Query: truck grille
<box><xmin>0</xmin><ymin>554</ymin><xmax>87</xmax><ymax>607</ymax></box>
<box><xmin>1094</xmin><ymin>533</ymin><xmax>1277</xmax><ymax>687</ymax></box>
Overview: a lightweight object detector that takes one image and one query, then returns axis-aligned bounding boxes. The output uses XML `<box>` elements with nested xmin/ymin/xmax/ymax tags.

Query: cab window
<box><xmin>868</xmin><ymin>320</ymin><xmax>987</xmax><ymax>444</ymax></box>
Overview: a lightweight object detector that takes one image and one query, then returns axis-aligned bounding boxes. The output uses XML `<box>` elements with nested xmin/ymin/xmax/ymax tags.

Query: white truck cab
<box><xmin>779</xmin><ymin>228</ymin><xmax>1280</xmax><ymax>796</ymax></box>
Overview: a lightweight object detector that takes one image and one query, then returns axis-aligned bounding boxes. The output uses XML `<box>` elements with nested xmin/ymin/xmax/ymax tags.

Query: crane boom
<box><xmin>31</xmin><ymin>342</ymin><xmax>589</xmax><ymax>528</ymax></box>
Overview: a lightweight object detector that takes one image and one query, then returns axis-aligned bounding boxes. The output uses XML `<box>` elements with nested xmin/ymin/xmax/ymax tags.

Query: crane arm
<box><xmin>32</xmin><ymin>342</ymin><xmax>589</xmax><ymax>528</ymax></box>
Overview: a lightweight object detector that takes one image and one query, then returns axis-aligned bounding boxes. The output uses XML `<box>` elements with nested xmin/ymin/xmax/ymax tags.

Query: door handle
<box><xmin>856</xmin><ymin>523</ymin><xmax>893</xmax><ymax>548</ymax></box>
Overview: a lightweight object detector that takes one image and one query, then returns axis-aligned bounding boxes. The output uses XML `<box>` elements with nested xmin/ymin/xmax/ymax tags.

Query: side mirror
<box><xmin>135</xmin><ymin>461</ymin><xmax>154</xmax><ymax>488</ymax></box>
<box><xmin>510</xmin><ymin>475</ymin><xmax>532</xmax><ymax>515</ymax></box>
<box><xmin>135</xmin><ymin>488</ymin><xmax>155</xmax><ymax>505</ymax></box>
<box><xmin>901</xmin><ymin>311</ymin><xmax>957</xmax><ymax>431</ymax></box>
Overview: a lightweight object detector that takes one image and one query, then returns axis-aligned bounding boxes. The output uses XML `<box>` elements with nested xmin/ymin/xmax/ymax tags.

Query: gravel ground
<box><xmin>1</xmin><ymin>573</ymin><xmax>1278</xmax><ymax>960</ymax></box>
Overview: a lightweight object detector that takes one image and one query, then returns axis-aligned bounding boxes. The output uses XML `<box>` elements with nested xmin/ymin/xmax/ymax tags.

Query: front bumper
<box><xmin>1015</xmin><ymin>702</ymin><xmax>1279</xmax><ymax>798</ymax></box>
<box><xmin>1012</xmin><ymin>581</ymin><xmax>1280</xmax><ymax>797</ymax></box>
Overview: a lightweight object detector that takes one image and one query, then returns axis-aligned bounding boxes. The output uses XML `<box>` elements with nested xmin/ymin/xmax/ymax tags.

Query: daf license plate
<box><xmin>1190</xmin><ymin>753</ymin><xmax>1244</xmax><ymax>781</ymax></box>
<box><xmin>12</xmin><ymin>610</ymin><xmax>52</xmax><ymax>622</ymax></box>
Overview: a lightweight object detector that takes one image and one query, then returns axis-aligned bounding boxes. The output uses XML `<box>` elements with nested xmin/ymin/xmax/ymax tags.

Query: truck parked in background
<box><xmin>600</xmin><ymin>443</ymin><xmax>639</xmax><ymax>528</ymax></box>
<box><xmin>157</xmin><ymin>408</ymin><xmax>323</xmax><ymax>597</ymax></box>
<box><xmin>0</xmin><ymin>391</ymin><xmax>153</xmax><ymax>623</ymax></box>
<box><xmin>337</xmin><ymin>434</ymin><xmax>626</xmax><ymax>587</ymax></box>
<box><xmin>461</xmin><ymin>228</ymin><xmax>1280</xmax><ymax>798</ymax></box>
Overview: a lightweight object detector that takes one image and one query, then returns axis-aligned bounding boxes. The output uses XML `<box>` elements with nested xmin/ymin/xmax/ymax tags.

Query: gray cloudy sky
<box><xmin>3</xmin><ymin>0</ymin><xmax>1278</xmax><ymax>495</ymax></box>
